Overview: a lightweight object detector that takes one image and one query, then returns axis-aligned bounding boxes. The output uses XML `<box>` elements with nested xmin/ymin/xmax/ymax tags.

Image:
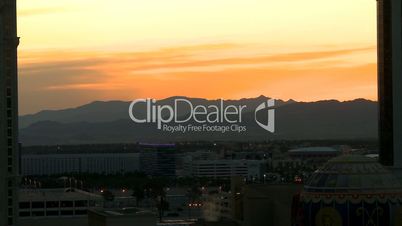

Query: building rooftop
<box><xmin>90</xmin><ymin>208</ymin><xmax>155</xmax><ymax>217</ymax></box>
<box><xmin>22</xmin><ymin>143</ymin><xmax>142</xmax><ymax>155</ymax></box>
<box><xmin>192</xmin><ymin>159</ymin><xmax>265</xmax><ymax>164</ymax></box>
<box><xmin>288</xmin><ymin>147</ymin><xmax>339</xmax><ymax>153</ymax></box>
<box><xmin>19</xmin><ymin>188</ymin><xmax>102</xmax><ymax>201</ymax></box>
<box><xmin>140</xmin><ymin>143</ymin><xmax>176</xmax><ymax>148</ymax></box>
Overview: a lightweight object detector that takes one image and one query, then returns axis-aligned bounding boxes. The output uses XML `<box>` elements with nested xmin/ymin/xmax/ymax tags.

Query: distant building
<box><xmin>288</xmin><ymin>147</ymin><xmax>340</xmax><ymax>162</ymax></box>
<box><xmin>184</xmin><ymin>159</ymin><xmax>265</xmax><ymax>179</ymax></box>
<box><xmin>179</xmin><ymin>151</ymin><xmax>218</xmax><ymax>177</ymax></box>
<box><xmin>202</xmin><ymin>191</ymin><xmax>232</xmax><ymax>222</ymax></box>
<box><xmin>270</xmin><ymin>158</ymin><xmax>303</xmax><ymax>170</ymax></box>
<box><xmin>222</xmin><ymin>151</ymin><xmax>269</xmax><ymax>160</ymax></box>
<box><xmin>183</xmin><ymin>150</ymin><xmax>219</xmax><ymax>161</ymax></box>
<box><xmin>139</xmin><ymin>144</ymin><xmax>177</xmax><ymax>177</ymax></box>
<box><xmin>21</xmin><ymin>153</ymin><xmax>140</xmax><ymax>176</ymax></box>
<box><xmin>0</xmin><ymin>1</ymin><xmax>20</xmax><ymax>226</ymax></box>
<box><xmin>163</xmin><ymin>187</ymin><xmax>191</xmax><ymax>217</ymax></box>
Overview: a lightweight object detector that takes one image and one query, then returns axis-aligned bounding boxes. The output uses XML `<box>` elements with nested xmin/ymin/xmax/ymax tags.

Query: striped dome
<box><xmin>295</xmin><ymin>155</ymin><xmax>402</xmax><ymax>226</ymax></box>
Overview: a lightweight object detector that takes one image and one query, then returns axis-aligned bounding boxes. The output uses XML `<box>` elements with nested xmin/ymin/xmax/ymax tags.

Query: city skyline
<box><xmin>18</xmin><ymin>0</ymin><xmax>377</xmax><ymax>114</ymax></box>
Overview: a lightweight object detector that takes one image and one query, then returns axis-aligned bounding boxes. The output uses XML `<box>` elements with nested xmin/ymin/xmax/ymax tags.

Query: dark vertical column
<box><xmin>377</xmin><ymin>0</ymin><xmax>394</xmax><ymax>166</ymax></box>
<box><xmin>377</xmin><ymin>0</ymin><xmax>402</xmax><ymax>167</ymax></box>
<box><xmin>0</xmin><ymin>0</ymin><xmax>19</xmax><ymax>225</ymax></box>
<box><xmin>391</xmin><ymin>0</ymin><xmax>402</xmax><ymax>168</ymax></box>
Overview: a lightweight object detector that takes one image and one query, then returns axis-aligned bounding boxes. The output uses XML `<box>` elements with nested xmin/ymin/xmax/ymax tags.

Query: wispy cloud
<box><xmin>121</xmin><ymin>46</ymin><xmax>375</xmax><ymax>73</ymax></box>
<box><xmin>45</xmin><ymin>83</ymin><xmax>125</xmax><ymax>91</ymax></box>
<box><xmin>20</xmin><ymin>44</ymin><xmax>375</xmax><ymax>73</ymax></box>
<box><xmin>18</xmin><ymin>43</ymin><xmax>377</xmax><ymax>114</ymax></box>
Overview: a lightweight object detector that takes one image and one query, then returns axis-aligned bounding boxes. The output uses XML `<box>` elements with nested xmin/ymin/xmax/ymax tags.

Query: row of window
<box><xmin>22</xmin><ymin>158</ymin><xmax>139</xmax><ymax>175</ymax></box>
<box><xmin>19</xmin><ymin>209</ymin><xmax>88</xmax><ymax>218</ymax></box>
<box><xmin>19</xmin><ymin>200</ymin><xmax>91</xmax><ymax>209</ymax></box>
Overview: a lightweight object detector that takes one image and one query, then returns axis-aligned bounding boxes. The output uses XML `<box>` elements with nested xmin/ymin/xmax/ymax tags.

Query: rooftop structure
<box><xmin>88</xmin><ymin>208</ymin><xmax>157</xmax><ymax>226</ymax></box>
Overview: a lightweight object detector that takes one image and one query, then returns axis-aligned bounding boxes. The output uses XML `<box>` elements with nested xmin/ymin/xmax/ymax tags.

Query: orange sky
<box><xmin>17</xmin><ymin>0</ymin><xmax>378</xmax><ymax>114</ymax></box>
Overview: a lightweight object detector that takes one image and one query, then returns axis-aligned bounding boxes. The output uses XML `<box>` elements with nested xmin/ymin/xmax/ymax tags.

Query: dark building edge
<box><xmin>377</xmin><ymin>0</ymin><xmax>394</xmax><ymax>166</ymax></box>
<box><xmin>0</xmin><ymin>0</ymin><xmax>20</xmax><ymax>226</ymax></box>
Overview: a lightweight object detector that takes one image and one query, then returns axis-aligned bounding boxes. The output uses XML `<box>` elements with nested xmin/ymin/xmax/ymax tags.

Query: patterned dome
<box><xmin>295</xmin><ymin>155</ymin><xmax>402</xmax><ymax>226</ymax></box>
<box><xmin>304</xmin><ymin>155</ymin><xmax>402</xmax><ymax>193</ymax></box>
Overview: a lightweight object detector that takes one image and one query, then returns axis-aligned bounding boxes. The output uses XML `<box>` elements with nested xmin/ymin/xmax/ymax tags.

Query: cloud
<box><xmin>45</xmin><ymin>83</ymin><xmax>126</xmax><ymax>91</ymax></box>
<box><xmin>20</xmin><ymin>44</ymin><xmax>374</xmax><ymax>71</ymax></box>
<box><xmin>122</xmin><ymin>46</ymin><xmax>375</xmax><ymax>73</ymax></box>
<box><xmin>18</xmin><ymin>43</ymin><xmax>377</xmax><ymax>114</ymax></box>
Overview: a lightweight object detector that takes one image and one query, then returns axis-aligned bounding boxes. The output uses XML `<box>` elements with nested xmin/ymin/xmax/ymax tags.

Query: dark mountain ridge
<box><xmin>19</xmin><ymin>96</ymin><xmax>378</xmax><ymax>145</ymax></box>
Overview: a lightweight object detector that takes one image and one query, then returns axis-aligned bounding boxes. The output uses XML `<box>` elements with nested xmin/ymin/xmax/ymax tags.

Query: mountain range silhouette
<box><xmin>19</xmin><ymin>96</ymin><xmax>377</xmax><ymax>145</ymax></box>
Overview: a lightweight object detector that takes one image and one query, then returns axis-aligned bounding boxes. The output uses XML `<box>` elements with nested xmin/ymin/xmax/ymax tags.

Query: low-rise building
<box><xmin>18</xmin><ymin>188</ymin><xmax>103</xmax><ymax>218</ymax></box>
<box><xmin>270</xmin><ymin>159</ymin><xmax>303</xmax><ymax>169</ymax></box>
<box><xmin>139</xmin><ymin>144</ymin><xmax>177</xmax><ymax>177</ymax></box>
<box><xmin>202</xmin><ymin>191</ymin><xmax>232</xmax><ymax>222</ymax></box>
<box><xmin>18</xmin><ymin>188</ymin><xmax>103</xmax><ymax>226</ymax></box>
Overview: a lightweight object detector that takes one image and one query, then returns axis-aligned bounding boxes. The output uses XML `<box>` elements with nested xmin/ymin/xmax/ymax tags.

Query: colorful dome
<box><xmin>295</xmin><ymin>155</ymin><xmax>402</xmax><ymax>226</ymax></box>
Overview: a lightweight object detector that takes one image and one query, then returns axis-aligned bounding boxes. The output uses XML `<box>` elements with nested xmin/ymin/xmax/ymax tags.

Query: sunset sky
<box><xmin>18</xmin><ymin>0</ymin><xmax>377</xmax><ymax>114</ymax></box>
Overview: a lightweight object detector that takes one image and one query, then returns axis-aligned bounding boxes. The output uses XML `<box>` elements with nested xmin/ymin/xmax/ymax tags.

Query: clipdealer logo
<box><xmin>255</xmin><ymin>99</ymin><xmax>275</xmax><ymax>133</ymax></box>
<box><xmin>128</xmin><ymin>98</ymin><xmax>275</xmax><ymax>133</ymax></box>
